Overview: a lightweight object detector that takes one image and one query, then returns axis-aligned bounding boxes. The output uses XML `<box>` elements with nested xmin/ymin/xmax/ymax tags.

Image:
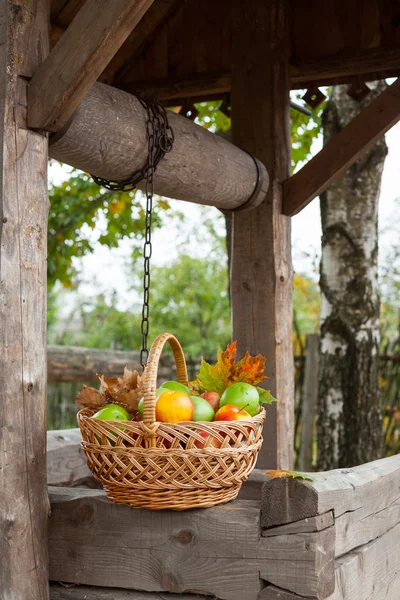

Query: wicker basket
<box><xmin>78</xmin><ymin>332</ymin><xmax>266</xmax><ymax>510</ymax></box>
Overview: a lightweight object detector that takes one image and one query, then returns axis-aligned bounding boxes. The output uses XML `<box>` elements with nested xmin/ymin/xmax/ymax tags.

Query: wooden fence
<box><xmin>47</xmin><ymin>429</ymin><xmax>400</xmax><ymax>600</ymax></box>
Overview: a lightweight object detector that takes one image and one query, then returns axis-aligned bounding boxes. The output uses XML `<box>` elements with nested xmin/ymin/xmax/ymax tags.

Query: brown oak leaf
<box><xmin>76</xmin><ymin>386</ymin><xmax>105</xmax><ymax>409</ymax></box>
<box><xmin>97</xmin><ymin>375</ymin><xmax>121</xmax><ymax>401</ymax></box>
<box><xmin>117</xmin><ymin>366</ymin><xmax>142</xmax><ymax>392</ymax></box>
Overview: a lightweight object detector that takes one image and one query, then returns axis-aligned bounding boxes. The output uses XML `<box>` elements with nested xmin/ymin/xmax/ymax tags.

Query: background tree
<box><xmin>317</xmin><ymin>83</ymin><xmax>387</xmax><ymax>470</ymax></box>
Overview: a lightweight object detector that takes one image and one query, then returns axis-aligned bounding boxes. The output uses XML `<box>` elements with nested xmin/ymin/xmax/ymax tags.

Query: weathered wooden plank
<box><xmin>259</xmin><ymin>585</ymin><xmax>307</xmax><ymax>600</ymax></box>
<box><xmin>28</xmin><ymin>0</ymin><xmax>155</xmax><ymax>131</ymax></box>
<box><xmin>47</xmin><ymin>429</ymin><xmax>96</xmax><ymax>487</ymax></box>
<box><xmin>334</xmin><ymin>492</ymin><xmax>400</xmax><ymax>558</ymax></box>
<box><xmin>262</xmin><ymin>512</ymin><xmax>334</xmax><ymax>537</ymax></box>
<box><xmin>230</xmin><ymin>0</ymin><xmax>294</xmax><ymax>470</ymax></box>
<box><xmin>47</xmin><ymin>344</ymin><xmax>173</xmax><ymax>382</ymax></box>
<box><xmin>50</xmin><ymin>583</ymin><xmax>213</xmax><ymax>599</ymax></box>
<box><xmin>283</xmin><ymin>78</ymin><xmax>400</xmax><ymax>217</ymax></box>
<box><xmin>327</xmin><ymin>523</ymin><xmax>400</xmax><ymax>600</ymax></box>
<box><xmin>261</xmin><ymin>455</ymin><xmax>400</xmax><ymax>527</ymax></box>
<box><xmin>48</xmin><ymin>487</ymin><xmax>334</xmax><ymax>600</ymax></box>
<box><xmin>104</xmin><ymin>0</ymin><xmax>182</xmax><ymax>86</ymax></box>
<box><xmin>0</xmin><ymin>1</ymin><xmax>50</xmax><ymax>598</ymax></box>
<box><xmin>49</xmin><ymin>81</ymin><xmax>269</xmax><ymax>211</ymax></box>
<box><xmin>299</xmin><ymin>334</ymin><xmax>319</xmax><ymax>471</ymax></box>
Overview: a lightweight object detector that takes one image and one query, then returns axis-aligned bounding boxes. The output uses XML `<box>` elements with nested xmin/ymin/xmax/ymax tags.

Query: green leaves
<box><xmin>257</xmin><ymin>387</ymin><xmax>277</xmax><ymax>405</ymax></box>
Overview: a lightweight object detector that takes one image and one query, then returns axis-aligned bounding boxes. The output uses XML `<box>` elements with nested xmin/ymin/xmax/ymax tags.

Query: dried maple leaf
<box><xmin>115</xmin><ymin>388</ymin><xmax>142</xmax><ymax>413</ymax></box>
<box><xmin>97</xmin><ymin>375</ymin><xmax>121</xmax><ymax>401</ymax></box>
<box><xmin>118</xmin><ymin>366</ymin><xmax>141</xmax><ymax>392</ymax></box>
<box><xmin>265</xmin><ymin>470</ymin><xmax>315</xmax><ymax>482</ymax></box>
<box><xmin>76</xmin><ymin>386</ymin><xmax>105</xmax><ymax>409</ymax></box>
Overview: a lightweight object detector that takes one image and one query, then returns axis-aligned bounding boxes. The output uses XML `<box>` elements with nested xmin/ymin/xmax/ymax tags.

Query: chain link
<box><xmin>90</xmin><ymin>93</ymin><xmax>174</xmax><ymax>369</ymax></box>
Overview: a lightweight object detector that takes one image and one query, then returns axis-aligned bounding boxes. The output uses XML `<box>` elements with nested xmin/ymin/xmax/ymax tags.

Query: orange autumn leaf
<box><xmin>231</xmin><ymin>352</ymin><xmax>268</xmax><ymax>386</ymax></box>
<box><xmin>194</xmin><ymin>341</ymin><xmax>267</xmax><ymax>396</ymax></box>
<box><xmin>265</xmin><ymin>470</ymin><xmax>315</xmax><ymax>482</ymax></box>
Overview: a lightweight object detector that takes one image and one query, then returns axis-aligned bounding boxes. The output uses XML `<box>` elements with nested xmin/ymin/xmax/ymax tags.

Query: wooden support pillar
<box><xmin>0</xmin><ymin>1</ymin><xmax>50</xmax><ymax>598</ymax></box>
<box><xmin>231</xmin><ymin>0</ymin><xmax>294</xmax><ymax>469</ymax></box>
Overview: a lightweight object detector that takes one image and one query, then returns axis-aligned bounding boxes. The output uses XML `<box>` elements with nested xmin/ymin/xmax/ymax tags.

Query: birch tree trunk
<box><xmin>317</xmin><ymin>84</ymin><xmax>387</xmax><ymax>470</ymax></box>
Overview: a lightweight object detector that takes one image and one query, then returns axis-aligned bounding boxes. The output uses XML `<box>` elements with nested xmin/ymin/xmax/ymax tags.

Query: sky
<box><xmin>49</xmin><ymin>117</ymin><xmax>400</xmax><ymax>310</ymax></box>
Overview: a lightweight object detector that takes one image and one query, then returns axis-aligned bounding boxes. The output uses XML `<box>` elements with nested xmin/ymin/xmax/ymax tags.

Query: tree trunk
<box><xmin>317</xmin><ymin>84</ymin><xmax>387</xmax><ymax>470</ymax></box>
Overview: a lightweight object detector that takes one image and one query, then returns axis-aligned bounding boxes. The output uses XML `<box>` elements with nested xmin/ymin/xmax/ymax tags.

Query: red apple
<box><xmin>193</xmin><ymin>430</ymin><xmax>221</xmax><ymax>449</ymax></box>
<box><xmin>214</xmin><ymin>404</ymin><xmax>251</xmax><ymax>421</ymax></box>
<box><xmin>201</xmin><ymin>391</ymin><xmax>220</xmax><ymax>412</ymax></box>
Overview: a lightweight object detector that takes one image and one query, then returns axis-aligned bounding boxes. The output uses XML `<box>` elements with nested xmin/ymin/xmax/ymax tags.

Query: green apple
<box><xmin>220</xmin><ymin>383</ymin><xmax>260</xmax><ymax>417</ymax></box>
<box><xmin>92</xmin><ymin>404</ymin><xmax>130</xmax><ymax>421</ymax></box>
<box><xmin>160</xmin><ymin>380</ymin><xmax>190</xmax><ymax>394</ymax></box>
<box><xmin>191</xmin><ymin>396</ymin><xmax>215</xmax><ymax>422</ymax></box>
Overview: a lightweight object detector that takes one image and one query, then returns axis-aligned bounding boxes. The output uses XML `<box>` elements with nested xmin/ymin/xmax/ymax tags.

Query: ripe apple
<box><xmin>92</xmin><ymin>404</ymin><xmax>130</xmax><ymax>421</ymax></box>
<box><xmin>193</xmin><ymin>430</ymin><xmax>221</xmax><ymax>449</ymax></box>
<box><xmin>200</xmin><ymin>391</ymin><xmax>220</xmax><ymax>412</ymax></box>
<box><xmin>156</xmin><ymin>390</ymin><xmax>194</xmax><ymax>423</ymax></box>
<box><xmin>214</xmin><ymin>404</ymin><xmax>251</xmax><ymax>421</ymax></box>
<box><xmin>191</xmin><ymin>396</ymin><xmax>215</xmax><ymax>422</ymax></box>
<box><xmin>160</xmin><ymin>380</ymin><xmax>190</xmax><ymax>394</ymax></box>
<box><xmin>220</xmin><ymin>383</ymin><xmax>260</xmax><ymax>416</ymax></box>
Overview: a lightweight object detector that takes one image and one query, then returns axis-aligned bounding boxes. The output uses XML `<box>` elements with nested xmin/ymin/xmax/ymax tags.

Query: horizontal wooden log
<box><xmin>47</xmin><ymin>345</ymin><xmax>173</xmax><ymax>382</ymax></box>
<box><xmin>28</xmin><ymin>0</ymin><xmax>154</xmax><ymax>131</ymax></box>
<box><xmin>327</xmin><ymin>523</ymin><xmax>400</xmax><ymax>600</ymax></box>
<box><xmin>50</xmin><ymin>583</ymin><xmax>212</xmax><ymax>599</ymax></box>
<box><xmin>49</xmin><ymin>82</ymin><xmax>269</xmax><ymax>211</ymax></box>
<box><xmin>261</xmin><ymin>454</ymin><xmax>400</xmax><ymax>559</ymax></box>
<box><xmin>47</xmin><ymin>429</ymin><xmax>96</xmax><ymax>487</ymax></box>
<box><xmin>48</xmin><ymin>487</ymin><xmax>334</xmax><ymax>599</ymax></box>
<box><xmin>283</xmin><ymin>78</ymin><xmax>400</xmax><ymax>216</ymax></box>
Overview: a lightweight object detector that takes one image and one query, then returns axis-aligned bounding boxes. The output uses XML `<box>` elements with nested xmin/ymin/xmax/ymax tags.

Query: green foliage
<box><xmin>48</xmin><ymin>168</ymin><xmax>178</xmax><ymax>288</ymax></box>
<box><xmin>290</xmin><ymin>93</ymin><xmax>325</xmax><ymax>171</ymax></box>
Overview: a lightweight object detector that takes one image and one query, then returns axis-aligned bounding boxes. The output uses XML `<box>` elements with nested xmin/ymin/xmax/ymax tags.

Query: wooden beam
<box><xmin>50</xmin><ymin>583</ymin><xmax>212</xmax><ymax>599</ymax></box>
<box><xmin>299</xmin><ymin>334</ymin><xmax>319</xmax><ymax>471</ymax></box>
<box><xmin>49</xmin><ymin>82</ymin><xmax>269</xmax><ymax>211</ymax></box>
<box><xmin>28</xmin><ymin>0</ymin><xmax>155</xmax><ymax>132</ymax></box>
<box><xmin>283</xmin><ymin>78</ymin><xmax>400</xmax><ymax>216</ymax></box>
<box><xmin>48</xmin><ymin>487</ymin><xmax>334</xmax><ymax>599</ymax></box>
<box><xmin>291</xmin><ymin>46</ymin><xmax>400</xmax><ymax>88</ymax></box>
<box><xmin>103</xmin><ymin>0</ymin><xmax>183</xmax><ymax>86</ymax></box>
<box><xmin>127</xmin><ymin>71</ymin><xmax>231</xmax><ymax>102</ymax></box>
<box><xmin>47</xmin><ymin>345</ymin><xmax>171</xmax><ymax>382</ymax></box>
<box><xmin>0</xmin><ymin>1</ymin><xmax>50</xmax><ymax>598</ymax></box>
<box><xmin>230</xmin><ymin>0</ymin><xmax>294</xmax><ymax>470</ymax></box>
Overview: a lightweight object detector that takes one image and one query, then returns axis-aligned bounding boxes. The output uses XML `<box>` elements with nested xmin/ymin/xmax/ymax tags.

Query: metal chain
<box><xmin>90</xmin><ymin>93</ymin><xmax>174</xmax><ymax>369</ymax></box>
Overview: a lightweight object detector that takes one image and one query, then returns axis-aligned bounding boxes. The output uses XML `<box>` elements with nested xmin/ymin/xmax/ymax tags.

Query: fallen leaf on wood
<box><xmin>76</xmin><ymin>386</ymin><xmax>105</xmax><ymax>409</ymax></box>
<box><xmin>265</xmin><ymin>470</ymin><xmax>315</xmax><ymax>482</ymax></box>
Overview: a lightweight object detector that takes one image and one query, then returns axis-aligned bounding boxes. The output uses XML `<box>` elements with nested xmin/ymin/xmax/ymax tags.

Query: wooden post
<box><xmin>0</xmin><ymin>1</ymin><xmax>50</xmax><ymax>598</ymax></box>
<box><xmin>299</xmin><ymin>334</ymin><xmax>319</xmax><ymax>471</ymax></box>
<box><xmin>231</xmin><ymin>0</ymin><xmax>294</xmax><ymax>469</ymax></box>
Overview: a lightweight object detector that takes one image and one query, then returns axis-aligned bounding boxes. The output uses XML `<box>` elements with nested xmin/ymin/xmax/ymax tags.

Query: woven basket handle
<box><xmin>143</xmin><ymin>332</ymin><xmax>189</xmax><ymax>425</ymax></box>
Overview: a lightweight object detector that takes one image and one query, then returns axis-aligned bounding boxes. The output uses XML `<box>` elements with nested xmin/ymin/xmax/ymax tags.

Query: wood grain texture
<box><xmin>49</xmin><ymin>82</ymin><xmax>269</xmax><ymax>210</ymax></box>
<box><xmin>28</xmin><ymin>0</ymin><xmax>155</xmax><ymax>131</ymax></box>
<box><xmin>103</xmin><ymin>0</ymin><xmax>183</xmax><ymax>86</ymax></box>
<box><xmin>231</xmin><ymin>0</ymin><xmax>294</xmax><ymax>470</ymax></box>
<box><xmin>47</xmin><ymin>344</ymin><xmax>172</xmax><ymax>382</ymax></box>
<box><xmin>259</xmin><ymin>586</ymin><xmax>305</xmax><ymax>600</ymax></box>
<box><xmin>262</xmin><ymin>512</ymin><xmax>334</xmax><ymax>537</ymax></box>
<box><xmin>327</xmin><ymin>523</ymin><xmax>400</xmax><ymax>600</ymax></box>
<box><xmin>261</xmin><ymin>454</ymin><xmax>400</xmax><ymax>551</ymax></box>
<box><xmin>47</xmin><ymin>429</ymin><xmax>95</xmax><ymax>487</ymax></box>
<box><xmin>0</xmin><ymin>1</ymin><xmax>50</xmax><ymax>598</ymax></box>
<box><xmin>283</xmin><ymin>78</ymin><xmax>400</xmax><ymax>216</ymax></box>
<box><xmin>299</xmin><ymin>334</ymin><xmax>319</xmax><ymax>471</ymax></box>
<box><xmin>50</xmin><ymin>583</ymin><xmax>214</xmax><ymax>599</ymax></box>
<box><xmin>48</xmin><ymin>487</ymin><xmax>333</xmax><ymax>599</ymax></box>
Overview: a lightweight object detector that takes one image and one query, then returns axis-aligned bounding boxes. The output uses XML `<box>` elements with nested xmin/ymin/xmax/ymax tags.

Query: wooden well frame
<box><xmin>1</xmin><ymin>0</ymin><xmax>400</xmax><ymax>598</ymax></box>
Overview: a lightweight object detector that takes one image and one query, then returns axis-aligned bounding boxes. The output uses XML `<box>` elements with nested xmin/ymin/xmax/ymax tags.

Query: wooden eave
<box><xmin>50</xmin><ymin>0</ymin><xmax>400</xmax><ymax>105</ymax></box>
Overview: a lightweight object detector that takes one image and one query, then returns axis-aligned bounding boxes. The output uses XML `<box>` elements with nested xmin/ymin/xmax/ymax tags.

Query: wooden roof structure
<box><xmin>2</xmin><ymin>2</ymin><xmax>400</xmax><ymax>598</ymax></box>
